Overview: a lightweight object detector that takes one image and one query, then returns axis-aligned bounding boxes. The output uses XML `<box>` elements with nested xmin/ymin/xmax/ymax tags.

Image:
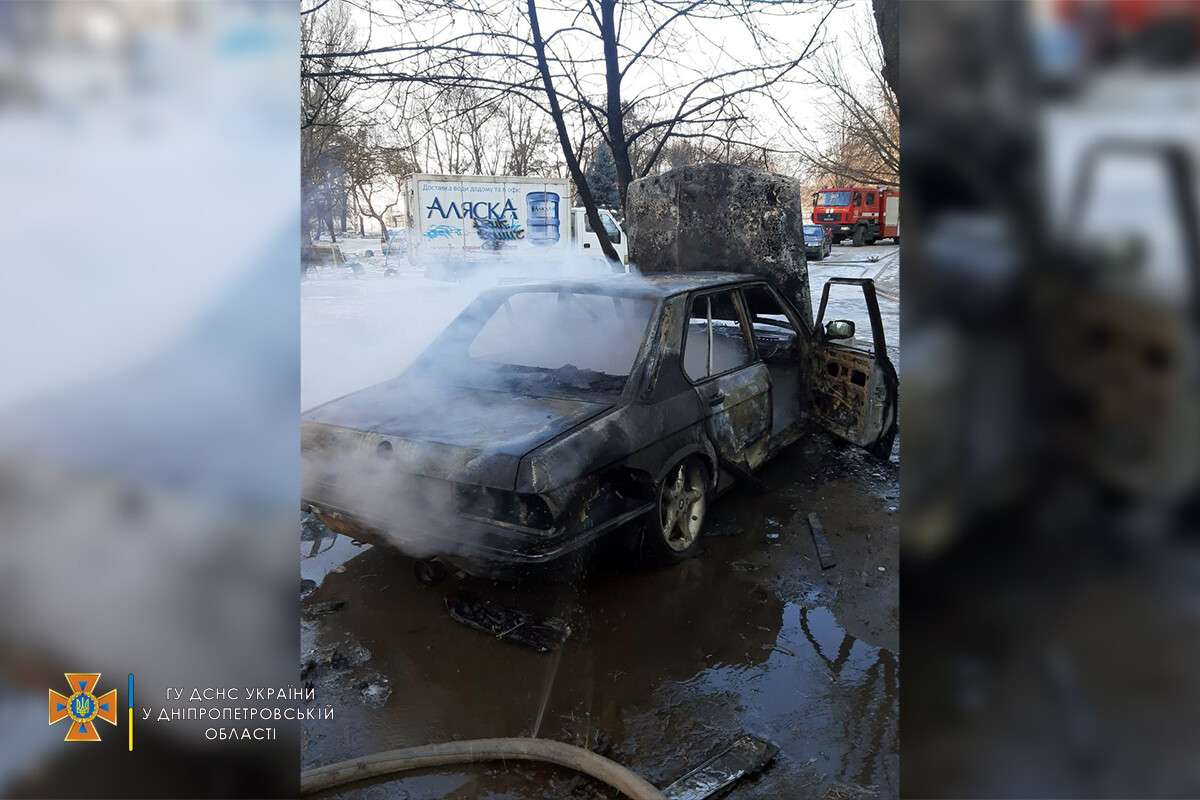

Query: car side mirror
<box><xmin>825</xmin><ymin>320</ymin><xmax>855</xmax><ymax>340</ymax></box>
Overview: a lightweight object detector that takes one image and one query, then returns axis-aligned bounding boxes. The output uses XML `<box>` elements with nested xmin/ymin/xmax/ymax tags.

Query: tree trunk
<box><xmin>872</xmin><ymin>0</ymin><xmax>899</xmax><ymax>100</ymax></box>
<box><xmin>599</xmin><ymin>0</ymin><xmax>633</xmax><ymax>210</ymax></box>
<box><xmin>527</xmin><ymin>0</ymin><xmax>621</xmax><ymax>266</ymax></box>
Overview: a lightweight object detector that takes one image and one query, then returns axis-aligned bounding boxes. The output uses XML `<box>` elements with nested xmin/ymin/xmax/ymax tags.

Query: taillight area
<box><xmin>454</xmin><ymin>484</ymin><xmax>554</xmax><ymax>530</ymax></box>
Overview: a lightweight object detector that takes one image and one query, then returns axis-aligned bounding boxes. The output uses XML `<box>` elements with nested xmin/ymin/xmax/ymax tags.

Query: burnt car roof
<box><xmin>488</xmin><ymin>271</ymin><xmax>763</xmax><ymax>300</ymax></box>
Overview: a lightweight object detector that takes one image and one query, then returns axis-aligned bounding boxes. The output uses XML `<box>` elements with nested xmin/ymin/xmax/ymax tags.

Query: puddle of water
<box><xmin>301</xmin><ymin>517</ymin><xmax>372</xmax><ymax>586</ymax></box>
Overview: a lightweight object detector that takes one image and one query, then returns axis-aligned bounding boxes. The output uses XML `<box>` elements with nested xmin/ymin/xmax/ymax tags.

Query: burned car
<box><xmin>301</xmin><ymin>273</ymin><xmax>897</xmax><ymax>574</ymax></box>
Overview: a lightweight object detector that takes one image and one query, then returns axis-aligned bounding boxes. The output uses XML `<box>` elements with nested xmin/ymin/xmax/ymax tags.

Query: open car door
<box><xmin>1037</xmin><ymin>140</ymin><xmax>1200</xmax><ymax>498</ymax></box>
<box><xmin>811</xmin><ymin>277</ymin><xmax>899</xmax><ymax>458</ymax></box>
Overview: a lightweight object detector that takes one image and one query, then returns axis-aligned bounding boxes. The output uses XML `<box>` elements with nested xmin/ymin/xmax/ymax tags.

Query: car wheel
<box><xmin>810</xmin><ymin>247</ymin><xmax>823</xmax><ymax>261</ymax></box>
<box><xmin>852</xmin><ymin>226</ymin><xmax>865</xmax><ymax>247</ymax></box>
<box><xmin>643</xmin><ymin>459</ymin><xmax>709</xmax><ymax>564</ymax></box>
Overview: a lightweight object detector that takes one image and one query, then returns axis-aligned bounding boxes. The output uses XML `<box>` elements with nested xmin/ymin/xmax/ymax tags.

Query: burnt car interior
<box><xmin>740</xmin><ymin>283</ymin><xmax>805</xmax><ymax>435</ymax></box>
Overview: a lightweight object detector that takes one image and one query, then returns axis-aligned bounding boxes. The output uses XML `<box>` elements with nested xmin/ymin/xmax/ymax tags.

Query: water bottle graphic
<box><xmin>526</xmin><ymin>191</ymin><xmax>560</xmax><ymax>246</ymax></box>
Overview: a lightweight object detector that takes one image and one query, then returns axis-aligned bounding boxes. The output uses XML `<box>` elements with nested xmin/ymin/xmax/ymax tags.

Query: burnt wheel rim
<box><xmin>659</xmin><ymin>462</ymin><xmax>706</xmax><ymax>552</ymax></box>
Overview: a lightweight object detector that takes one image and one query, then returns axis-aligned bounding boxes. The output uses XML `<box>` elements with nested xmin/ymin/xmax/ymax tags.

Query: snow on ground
<box><xmin>809</xmin><ymin>241</ymin><xmax>900</xmax><ymax>365</ymax></box>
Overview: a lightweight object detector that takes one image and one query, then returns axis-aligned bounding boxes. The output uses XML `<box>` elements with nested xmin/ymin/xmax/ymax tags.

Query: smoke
<box><xmin>301</xmin><ymin>244</ymin><xmax>622</xmax><ymax>409</ymax></box>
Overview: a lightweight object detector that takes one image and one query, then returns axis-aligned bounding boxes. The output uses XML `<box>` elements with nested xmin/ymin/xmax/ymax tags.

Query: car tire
<box><xmin>852</xmin><ymin>226</ymin><xmax>865</xmax><ymax>247</ymax></box>
<box><xmin>641</xmin><ymin>458</ymin><xmax>709</xmax><ymax>565</ymax></box>
<box><xmin>810</xmin><ymin>248</ymin><xmax>823</xmax><ymax>262</ymax></box>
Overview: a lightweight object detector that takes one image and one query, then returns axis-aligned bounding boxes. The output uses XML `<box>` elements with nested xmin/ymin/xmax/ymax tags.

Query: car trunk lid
<box><xmin>302</xmin><ymin>376</ymin><xmax>612</xmax><ymax>491</ymax></box>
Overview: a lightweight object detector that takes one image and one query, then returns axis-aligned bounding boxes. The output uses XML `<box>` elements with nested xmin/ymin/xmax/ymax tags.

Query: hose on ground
<box><xmin>301</xmin><ymin>737</ymin><xmax>666</xmax><ymax>799</ymax></box>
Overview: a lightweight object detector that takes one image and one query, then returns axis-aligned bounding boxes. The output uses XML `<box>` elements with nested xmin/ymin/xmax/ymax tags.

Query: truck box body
<box><xmin>405</xmin><ymin>174</ymin><xmax>572</xmax><ymax>266</ymax></box>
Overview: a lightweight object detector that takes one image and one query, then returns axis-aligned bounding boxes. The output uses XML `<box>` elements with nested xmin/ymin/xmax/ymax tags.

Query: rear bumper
<box><xmin>303</xmin><ymin>496</ymin><xmax>654</xmax><ymax>567</ymax></box>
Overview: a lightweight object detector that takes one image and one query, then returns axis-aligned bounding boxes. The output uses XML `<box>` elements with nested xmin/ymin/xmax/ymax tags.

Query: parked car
<box><xmin>803</xmin><ymin>224</ymin><xmax>833</xmax><ymax>260</ymax></box>
<box><xmin>301</xmin><ymin>242</ymin><xmax>364</xmax><ymax>276</ymax></box>
<box><xmin>301</xmin><ymin>272</ymin><xmax>897</xmax><ymax>575</ymax></box>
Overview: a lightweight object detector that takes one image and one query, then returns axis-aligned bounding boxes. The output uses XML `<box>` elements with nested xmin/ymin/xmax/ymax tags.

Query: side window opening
<box><xmin>602</xmin><ymin>211</ymin><xmax>621</xmax><ymax>244</ymax></box>
<box><xmin>817</xmin><ymin>282</ymin><xmax>882</xmax><ymax>353</ymax></box>
<box><xmin>709</xmin><ymin>291</ymin><xmax>752</xmax><ymax>373</ymax></box>
<box><xmin>741</xmin><ymin>284</ymin><xmax>798</xmax><ymax>357</ymax></box>
<box><xmin>683</xmin><ymin>290</ymin><xmax>754</xmax><ymax>381</ymax></box>
<box><xmin>584</xmin><ymin>211</ymin><xmax>622</xmax><ymax>244</ymax></box>
<box><xmin>853</xmin><ymin>192</ymin><xmax>863</xmax><ymax>206</ymax></box>
<box><xmin>866</xmin><ymin>191</ymin><xmax>875</xmax><ymax>205</ymax></box>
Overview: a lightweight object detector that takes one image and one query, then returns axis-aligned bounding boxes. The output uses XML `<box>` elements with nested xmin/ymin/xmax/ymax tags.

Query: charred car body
<box><xmin>302</xmin><ymin>272</ymin><xmax>897</xmax><ymax>574</ymax></box>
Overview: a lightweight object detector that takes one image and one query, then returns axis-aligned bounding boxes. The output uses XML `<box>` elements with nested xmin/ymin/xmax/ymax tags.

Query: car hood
<box><xmin>302</xmin><ymin>376</ymin><xmax>613</xmax><ymax>490</ymax></box>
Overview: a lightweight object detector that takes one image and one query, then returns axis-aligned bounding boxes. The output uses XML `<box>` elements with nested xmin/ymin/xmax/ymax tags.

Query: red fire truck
<box><xmin>811</xmin><ymin>186</ymin><xmax>900</xmax><ymax>247</ymax></box>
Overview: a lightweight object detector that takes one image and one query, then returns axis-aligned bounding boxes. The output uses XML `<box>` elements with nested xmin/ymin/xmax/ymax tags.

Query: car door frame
<box><xmin>680</xmin><ymin>287</ymin><xmax>773</xmax><ymax>472</ymax></box>
<box><xmin>733</xmin><ymin>280</ymin><xmax>811</xmax><ymax>442</ymax></box>
<box><xmin>812</xmin><ymin>277</ymin><xmax>899</xmax><ymax>458</ymax></box>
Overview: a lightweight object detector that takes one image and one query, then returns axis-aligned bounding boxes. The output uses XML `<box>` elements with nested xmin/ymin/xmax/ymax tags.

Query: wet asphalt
<box><xmin>301</xmin><ymin>242</ymin><xmax>900</xmax><ymax>799</ymax></box>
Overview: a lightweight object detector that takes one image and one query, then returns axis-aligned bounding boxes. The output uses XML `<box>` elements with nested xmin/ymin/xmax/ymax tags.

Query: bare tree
<box><xmin>520</xmin><ymin>0</ymin><xmax>837</xmax><ymax>206</ymax></box>
<box><xmin>301</xmin><ymin>2</ymin><xmax>362</xmax><ymax>242</ymax></box>
<box><xmin>527</xmin><ymin>0</ymin><xmax>621</xmax><ymax>262</ymax></box>
<box><xmin>501</xmin><ymin>101</ymin><xmax>561</xmax><ymax>176</ymax></box>
<box><xmin>341</xmin><ymin>124</ymin><xmax>415</xmax><ymax>236</ymax></box>
<box><xmin>301</xmin><ymin>0</ymin><xmax>839</xmax><ymax>261</ymax></box>
<box><xmin>778</xmin><ymin>6</ymin><xmax>898</xmax><ymax>187</ymax></box>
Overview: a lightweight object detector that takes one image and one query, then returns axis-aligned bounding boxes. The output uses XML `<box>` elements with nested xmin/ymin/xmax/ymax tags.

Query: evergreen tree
<box><xmin>584</xmin><ymin>144</ymin><xmax>621</xmax><ymax>210</ymax></box>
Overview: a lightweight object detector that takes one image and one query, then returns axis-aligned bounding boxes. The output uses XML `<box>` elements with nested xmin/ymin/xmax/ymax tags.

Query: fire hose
<box><xmin>300</xmin><ymin>737</ymin><xmax>666</xmax><ymax>799</ymax></box>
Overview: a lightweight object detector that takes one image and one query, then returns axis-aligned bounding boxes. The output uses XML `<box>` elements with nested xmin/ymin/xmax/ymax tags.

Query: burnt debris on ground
<box><xmin>661</xmin><ymin>733</ymin><xmax>779</xmax><ymax>800</ymax></box>
<box><xmin>808</xmin><ymin>512</ymin><xmax>837</xmax><ymax>570</ymax></box>
<box><xmin>446</xmin><ymin>593</ymin><xmax>572</xmax><ymax>653</ymax></box>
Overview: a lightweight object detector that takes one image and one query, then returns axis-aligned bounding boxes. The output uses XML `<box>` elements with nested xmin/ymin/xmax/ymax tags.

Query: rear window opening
<box><xmin>457</xmin><ymin>290</ymin><xmax>656</xmax><ymax>394</ymax></box>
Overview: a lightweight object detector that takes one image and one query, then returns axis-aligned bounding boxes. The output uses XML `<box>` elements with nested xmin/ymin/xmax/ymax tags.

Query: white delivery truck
<box><xmin>403</xmin><ymin>173</ymin><xmax>628</xmax><ymax>277</ymax></box>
